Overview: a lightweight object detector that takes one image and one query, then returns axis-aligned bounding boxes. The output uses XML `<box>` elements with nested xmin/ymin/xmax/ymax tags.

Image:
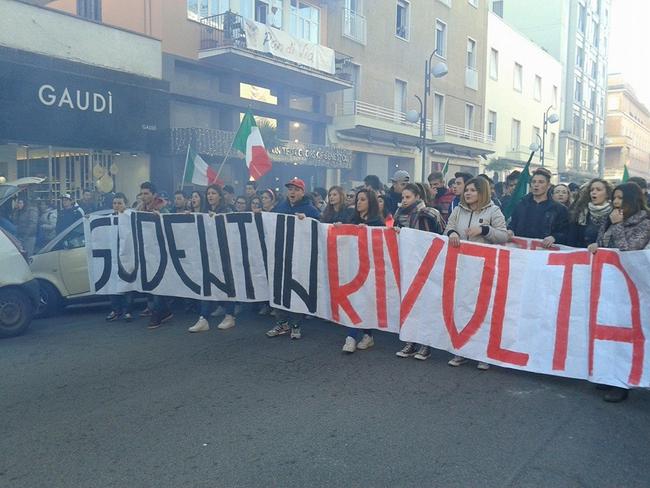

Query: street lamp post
<box><xmin>541</xmin><ymin>105</ymin><xmax>559</xmax><ymax>167</ymax></box>
<box><xmin>406</xmin><ymin>52</ymin><xmax>448</xmax><ymax>182</ymax></box>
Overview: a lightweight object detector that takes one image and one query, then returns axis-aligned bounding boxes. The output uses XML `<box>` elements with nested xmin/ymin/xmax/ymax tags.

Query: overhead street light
<box><xmin>405</xmin><ymin>54</ymin><xmax>448</xmax><ymax>182</ymax></box>
<box><xmin>541</xmin><ymin>105</ymin><xmax>559</xmax><ymax>167</ymax></box>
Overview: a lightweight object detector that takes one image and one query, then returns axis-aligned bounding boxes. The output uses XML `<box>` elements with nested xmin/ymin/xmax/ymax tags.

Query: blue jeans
<box><xmin>346</xmin><ymin>327</ymin><xmax>372</xmax><ymax>340</ymax></box>
<box><xmin>200</xmin><ymin>301</ymin><xmax>234</xmax><ymax>318</ymax></box>
<box><xmin>275</xmin><ymin>309</ymin><xmax>302</xmax><ymax>327</ymax></box>
<box><xmin>110</xmin><ymin>293</ymin><xmax>134</xmax><ymax>314</ymax></box>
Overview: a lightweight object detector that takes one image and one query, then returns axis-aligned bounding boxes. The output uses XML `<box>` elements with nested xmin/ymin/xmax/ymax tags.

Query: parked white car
<box><xmin>0</xmin><ymin>183</ymin><xmax>41</xmax><ymax>337</ymax></box>
<box><xmin>30</xmin><ymin>210</ymin><xmax>111</xmax><ymax>316</ymax></box>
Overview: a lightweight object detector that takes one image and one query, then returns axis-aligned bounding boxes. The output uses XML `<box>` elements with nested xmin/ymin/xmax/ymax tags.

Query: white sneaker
<box><xmin>217</xmin><ymin>314</ymin><xmax>236</xmax><ymax>330</ymax></box>
<box><xmin>188</xmin><ymin>316</ymin><xmax>209</xmax><ymax>333</ymax></box>
<box><xmin>356</xmin><ymin>334</ymin><xmax>374</xmax><ymax>350</ymax></box>
<box><xmin>342</xmin><ymin>336</ymin><xmax>356</xmax><ymax>353</ymax></box>
<box><xmin>477</xmin><ymin>362</ymin><xmax>490</xmax><ymax>370</ymax></box>
<box><xmin>210</xmin><ymin>306</ymin><xmax>225</xmax><ymax>317</ymax></box>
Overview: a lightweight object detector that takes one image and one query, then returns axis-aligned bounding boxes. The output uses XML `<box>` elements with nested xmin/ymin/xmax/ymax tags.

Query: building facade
<box><xmin>605</xmin><ymin>74</ymin><xmax>650</xmax><ymax>181</ymax></box>
<box><xmin>43</xmin><ymin>0</ymin><xmax>354</xmax><ymax>195</ymax></box>
<box><xmin>0</xmin><ymin>0</ymin><xmax>168</xmax><ymax>204</ymax></box>
<box><xmin>484</xmin><ymin>11</ymin><xmax>562</xmax><ymax>181</ymax></box>
<box><xmin>494</xmin><ymin>0</ymin><xmax>611</xmax><ymax>182</ymax></box>
<box><xmin>326</xmin><ymin>0</ymin><xmax>494</xmax><ymax>186</ymax></box>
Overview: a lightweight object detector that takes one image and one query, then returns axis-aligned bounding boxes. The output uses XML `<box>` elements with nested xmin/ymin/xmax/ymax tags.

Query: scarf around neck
<box><xmin>578</xmin><ymin>201</ymin><xmax>612</xmax><ymax>225</ymax></box>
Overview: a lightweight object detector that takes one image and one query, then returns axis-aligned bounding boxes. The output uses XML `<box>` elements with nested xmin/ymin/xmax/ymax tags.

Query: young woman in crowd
<box><xmin>321</xmin><ymin>186</ymin><xmax>352</xmax><ymax>224</ymax></box>
<box><xmin>188</xmin><ymin>185</ymin><xmax>237</xmax><ymax>333</ymax></box>
<box><xmin>377</xmin><ymin>193</ymin><xmax>393</xmax><ymax>227</ymax></box>
<box><xmin>552</xmin><ymin>183</ymin><xmax>573</xmax><ymax>208</ymax></box>
<box><xmin>260</xmin><ymin>189</ymin><xmax>275</xmax><ymax>212</ymax></box>
<box><xmin>234</xmin><ymin>196</ymin><xmax>248</xmax><ymax>212</ymax></box>
<box><xmin>250</xmin><ymin>196</ymin><xmax>263</xmax><ymax>213</ymax></box>
<box><xmin>588</xmin><ymin>182</ymin><xmax>650</xmax><ymax>402</ymax></box>
<box><xmin>568</xmin><ymin>178</ymin><xmax>613</xmax><ymax>248</ymax></box>
<box><xmin>189</xmin><ymin>191</ymin><xmax>203</xmax><ymax>213</ymax></box>
<box><xmin>341</xmin><ymin>189</ymin><xmax>384</xmax><ymax>353</ymax></box>
<box><xmin>106</xmin><ymin>193</ymin><xmax>135</xmax><ymax>322</ymax></box>
<box><xmin>394</xmin><ymin>183</ymin><xmax>445</xmax><ymax>361</ymax></box>
<box><xmin>445</xmin><ymin>177</ymin><xmax>509</xmax><ymax>370</ymax></box>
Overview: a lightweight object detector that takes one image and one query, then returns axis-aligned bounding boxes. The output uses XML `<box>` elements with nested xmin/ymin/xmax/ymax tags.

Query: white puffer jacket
<box><xmin>446</xmin><ymin>202</ymin><xmax>508</xmax><ymax>245</ymax></box>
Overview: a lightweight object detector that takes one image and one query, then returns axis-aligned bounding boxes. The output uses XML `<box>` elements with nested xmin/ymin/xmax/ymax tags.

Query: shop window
<box><xmin>77</xmin><ymin>0</ymin><xmax>102</xmax><ymax>22</ymax></box>
<box><xmin>289</xmin><ymin>93</ymin><xmax>315</xmax><ymax>112</ymax></box>
<box><xmin>289</xmin><ymin>121</ymin><xmax>313</xmax><ymax>144</ymax></box>
<box><xmin>240</xmin><ymin>83</ymin><xmax>278</xmax><ymax>105</ymax></box>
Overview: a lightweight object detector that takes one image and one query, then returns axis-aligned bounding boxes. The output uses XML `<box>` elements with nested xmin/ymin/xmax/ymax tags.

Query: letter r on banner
<box><xmin>589</xmin><ymin>250</ymin><xmax>645</xmax><ymax>385</ymax></box>
<box><xmin>327</xmin><ymin>225</ymin><xmax>370</xmax><ymax>324</ymax></box>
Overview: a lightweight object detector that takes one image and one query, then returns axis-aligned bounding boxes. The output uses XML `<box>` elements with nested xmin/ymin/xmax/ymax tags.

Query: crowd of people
<box><xmin>3</xmin><ymin>168</ymin><xmax>649</xmax><ymax>403</ymax></box>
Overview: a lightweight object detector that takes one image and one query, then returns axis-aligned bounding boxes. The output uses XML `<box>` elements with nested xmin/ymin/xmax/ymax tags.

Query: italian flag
<box><xmin>233</xmin><ymin>111</ymin><xmax>272</xmax><ymax>180</ymax></box>
<box><xmin>183</xmin><ymin>145</ymin><xmax>221</xmax><ymax>186</ymax></box>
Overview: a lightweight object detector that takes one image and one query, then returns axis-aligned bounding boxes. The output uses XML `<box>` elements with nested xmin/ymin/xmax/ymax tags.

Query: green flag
<box><xmin>442</xmin><ymin>158</ymin><xmax>450</xmax><ymax>176</ymax></box>
<box><xmin>622</xmin><ymin>164</ymin><xmax>629</xmax><ymax>182</ymax></box>
<box><xmin>503</xmin><ymin>159</ymin><xmax>531</xmax><ymax>220</ymax></box>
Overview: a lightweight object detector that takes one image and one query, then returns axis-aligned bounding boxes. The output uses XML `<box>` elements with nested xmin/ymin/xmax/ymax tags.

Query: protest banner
<box><xmin>85</xmin><ymin>211</ymin><xmax>650</xmax><ymax>388</ymax></box>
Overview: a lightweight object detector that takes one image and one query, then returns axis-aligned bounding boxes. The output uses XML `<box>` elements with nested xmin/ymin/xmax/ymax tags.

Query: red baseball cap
<box><xmin>285</xmin><ymin>178</ymin><xmax>305</xmax><ymax>192</ymax></box>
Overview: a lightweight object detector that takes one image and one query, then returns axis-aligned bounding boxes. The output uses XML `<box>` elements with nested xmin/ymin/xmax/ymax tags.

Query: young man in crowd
<box><xmin>508</xmin><ymin>168</ymin><xmax>569</xmax><ymax>248</ymax></box>
<box><xmin>77</xmin><ymin>189</ymin><xmax>97</xmax><ymax>215</ymax></box>
<box><xmin>478</xmin><ymin>173</ymin><xmax>502</xmax><ymax>208</ymax></box>
<box><xmin>136</xmin><ymin>181</ymin><xmax>173</xmax><ymax>328</ymax></box>
<box><xmin>450</xmin><ymin>172</ymin><xmax>473</xmax><ymax>213</ymax></box>
<box><xmin>499</xmin><ymin>170</ymin><xmax>521</xmax><ymax>211</ymax></box>
<box><xmin>363</xmin><ymin>175</ymin><xmax>383</xmax><ymax>193</ymax></box>
<box><xmin>173</xmin><ymin>191</ymin><xmax>188</xmax><ymax>213</ymax></box>
<box><xmin>385</xmin><ymin>170</ymin><xmax>410</xmax><ymax>215</ymax></box>
<box><xmin>56</xmin><ymin>193</ymin><xmax>83</xmax><ymax>234</ymax></box>
<box><xmin>223</xmin><ymin>185</ymin><xmax>236</xmax><ymax>211</ymax></box>
<box><xmin>266</xmin><ymin>178</ymin><xmax>320</xmax><ymax>340</ymax></box>
<box><xmin>428</xmin><ymin>171</ymin><xmax>454</xmax><ymax>221</ymax></box>
<box><xmin>245</xmin><ymin>181</ymin><xmax>258</xmax><ymax>200</ymax></box>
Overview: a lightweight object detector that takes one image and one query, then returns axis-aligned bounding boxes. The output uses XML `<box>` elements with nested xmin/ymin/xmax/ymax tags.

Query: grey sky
<box><xmin>608</xmin><ymin>0</ymin><xmax>650</xmax><ymax>107</ymax></box>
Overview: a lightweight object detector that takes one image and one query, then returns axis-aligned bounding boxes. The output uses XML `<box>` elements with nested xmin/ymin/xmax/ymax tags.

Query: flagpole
<box><xmin>215</xmin><ymin>143</ymin><xmax>235</xmax><ymax>181</ymax></box>
<box><xmin>179</xmin><ymin>144</ymin><xmax>191</xmax><ymax>191</ymax></box>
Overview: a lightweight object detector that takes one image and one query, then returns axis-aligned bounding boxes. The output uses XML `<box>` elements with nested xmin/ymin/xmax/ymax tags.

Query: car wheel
<box><xmin>36</xmin><ymin>281</ymin><xmax>62</xmax><ymax>318</ymax></box>
<box><xmin>0</xmin><ymin>288</ymin><xmax>33</xmax><ymax>338</ymax></box>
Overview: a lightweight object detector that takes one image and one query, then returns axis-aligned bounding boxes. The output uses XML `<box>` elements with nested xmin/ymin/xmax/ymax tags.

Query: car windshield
<box><xmin>0</xmin><ymin>185</ymin><xmax>20</xmax><ymax>207</ymax></box>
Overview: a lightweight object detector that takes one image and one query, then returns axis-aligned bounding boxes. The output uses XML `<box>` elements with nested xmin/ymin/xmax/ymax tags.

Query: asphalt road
<box><xmin>1</xmin><ymin>305</ymin><xmax>649</xmax><ymax>488</ymax></box>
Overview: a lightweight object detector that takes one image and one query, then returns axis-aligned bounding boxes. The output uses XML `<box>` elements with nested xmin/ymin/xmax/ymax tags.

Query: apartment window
<box><xmin>553</xmin><ymin>85</ymin><xmax>558</xmax><ymax>108</ymax></box>
<box><xmin>492</xmin><ymin>0</ymin><xmax>503</xmax><ymax>16</ymax></box>
<box><xmin>289</xmin><ymin>0</ymin><xmax>320</xmax><ymax>43</ymax></box>
<box><xmin>77</xmin><ymin>0</ymin><xmax>102</xmax><ymax>21</ymax></box>
<box><xmin>573</xmin><ymin>113</ymin><xmax>581</xmax><ymax>136</ymax></box>
<box><xmin>592</xmin><ymin>19</ymin><xmax>599</xmax><ymax>46</ymax></box>
<box><xmin>487</xmin><ymin>111</ymin><xmax>497</xmax><ymax>141</ymax></box>
<box><xmin>395</xmin><ymin>79</ymin><xmax>407</xmax><ymax>114</ymax></box>
<box><xmin>489</xmin><ymin>48</ymin><xmax>499</xmax><ymax>80</ymax></box>
<box><xmin>576</xmin><ymin>46</ymin><xmax>584</xmax><ymax>68</ymax></box>
<box><xmin>187</xmin><ymin>0</ymin><xmax>230</xmax><ymax>20</ymax></box>
<box><xmin>396</xmin><ymin>0</ymin><xmax>410</xmax><ymax>40</ymax></box>
<box><xmin>534</xmin><ymin>75</ymin><xmax>542</xmax><ymax>101</ymax></box>
<box><xmin>466</xmin><ymin>38</ymin><xmax>477</xmax><ymax>69</ymax></box>
<box><xmin>549</xmin><ymin>132</ymin><xmax>556</xmax><ymax>155</ymax></box>
<box><xmin>532</xmin><ymin>126</ymin><xmax>540</xmax><ymax>145</ymax></box>
<box><xmin>587</xmin><ymin>120</ymin><xmax>595</xmax><ymax>142</ymax></box>
<box><xmin>578</xmin><ymin>2</ymin><xmax>586</xmax><ymax>33</ymax></box>
<box><xmin>591</xmin><ymin>60</ymin><xmax>598</xmax><ymax>80</ymax></box>
<box><xmin>468</xmin><ymin>0</ymin><xmax>478</xmax><ymax>7</ymax></box>
<box><xmin>575</xmin><ymin>80</ymin><xmax>582</xmax><ymax>102</ymax></box>
<box><xmin>343</xmin><ymin>0</ymin><xmax>365</xmax><ymax>43</ymax></box>
<box><xmin>465</xmin><ymin>104</ymin><xmax>475</xmax><ymax>131</ymax></box>
<box><xmin>435</xmin><ymin>20</ymin><xmax>447</xmax><ymax>58</ymax></box>
<box><xmin>590</xmin><ymin>88</ymin><xmax>596</xmax><ymax>110</ymax></box>
<box><xmin>511</xmin><ymin>119</ymin><xmax>521</xmax><ymax>149</ymax></box>
<box><xmin>513</xmin><ymin>63</ymin><xmax>523</xmax><ymax>92</ymax></box>
<box><xmin>433</xmin><ymin>93</ymin><xmax>445</xmax><ymax>130</ymax></box>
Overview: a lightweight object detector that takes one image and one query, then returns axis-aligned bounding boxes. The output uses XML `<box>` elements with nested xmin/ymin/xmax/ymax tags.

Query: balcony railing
<box><xmin>337</xmin><ymin>100</ymin><xmax>432</xmax><ymax>131</ymax></box>
<box><xmin>465</xmin><ymin>66</ymin><xmax>479</xmax><ymax>90</ymax></box>
<box><xmin>199</xmin><ymin>12</ymin><xmax>354</xmax><ymax>81</ymax></box>
<box><xmin>342</xmin><ymin>8</ymin><xmax>367</xmax><ymax>45</ymax></box>
<box><xmin>437</xmin><ymin>124</ymin><xmax>494</xmax><ymax>144</ymax></box>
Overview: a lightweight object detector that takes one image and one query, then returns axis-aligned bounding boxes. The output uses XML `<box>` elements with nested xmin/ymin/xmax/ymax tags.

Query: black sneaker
<box><xmin>105</xmin><ymin>311</ymin><xmax>119</xmax><ymax>322</ymax></box>
<box><xmin>396</xmin><ymin>342</ymin><xmax>418</xmax><ymax>358</ymax></box>
<box><xmin>414</xmin><ymin>345</ymin><xmax>431</xmax><ymax>361</ymax></box>
<box><xmin>148</xmin><ymin>311</ymin><xmax>173</xmax><ymax>329</ymax></box>
<box><xmin>603</xmin><ymin>387</ymin><xmax>629</xmax><ymax>403</ymax></box>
